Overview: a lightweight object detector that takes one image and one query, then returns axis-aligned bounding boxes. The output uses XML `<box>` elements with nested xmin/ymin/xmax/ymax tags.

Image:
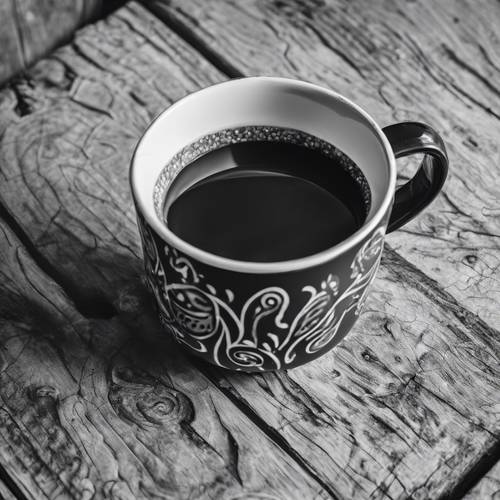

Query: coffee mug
<box><xmin>130</xmin><ymin>77</ymin><xmax>448</xmax><ymax>372</ymax></box>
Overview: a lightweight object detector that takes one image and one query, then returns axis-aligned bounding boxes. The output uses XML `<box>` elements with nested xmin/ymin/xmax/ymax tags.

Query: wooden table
<box><xmin>0</xmin><ymin>1</ymin><xmax>499</xmax><ymax>498</ymax></box>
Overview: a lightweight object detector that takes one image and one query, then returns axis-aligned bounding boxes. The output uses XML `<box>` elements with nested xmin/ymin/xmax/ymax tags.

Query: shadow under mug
<box><xmin>130</xmin><ymin>77</ymin><xmax>448</xmax><ymax>372</ymax></box>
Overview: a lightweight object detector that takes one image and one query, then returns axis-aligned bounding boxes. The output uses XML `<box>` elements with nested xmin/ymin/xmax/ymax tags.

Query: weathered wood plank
<box><xmin>0</xmin><ymin>0</ymin><xmax>110</xmax><ymax>86</ymax></box>
<box><xmin>0</xmin><ymin>197</ymin><xmax>325</xmax><ymax>498</ymax></box>
<box><xmin>147</xmin><ymin>0</ymin><xmax>500</xmax><ymax>332</ymax></box>
<box><xmin>464</xmin><ymin>460</ymin><xmax>500</xmax><ymax>499</ymax></box>
<box><xmin>0</xmin><ymin>1</ymin><xmax>498</xmax><ymax>499</ymax></box>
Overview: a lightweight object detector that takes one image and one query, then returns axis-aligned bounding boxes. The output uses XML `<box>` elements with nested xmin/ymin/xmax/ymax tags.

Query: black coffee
<box><xmin>165</xmin><ymin>140</ymin><xmax>369</xmax><ymax>262</ymax></box>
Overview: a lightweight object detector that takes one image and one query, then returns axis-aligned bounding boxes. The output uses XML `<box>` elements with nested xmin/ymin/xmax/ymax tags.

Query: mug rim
<box><xmin>130</xmin><ymin>76</ymin><xmax>396</xmax><ymax>273</ymax></box>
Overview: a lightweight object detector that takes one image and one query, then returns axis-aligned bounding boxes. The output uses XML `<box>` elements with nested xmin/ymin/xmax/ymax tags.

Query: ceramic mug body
<box><xmin>130</xmin><ymin>77</ymin><xmax>448</xmax><ymax>372</ymax></box>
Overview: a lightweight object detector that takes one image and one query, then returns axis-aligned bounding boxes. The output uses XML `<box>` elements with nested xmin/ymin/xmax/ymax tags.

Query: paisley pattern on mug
<box><xmin>138</xmin><ymin>221</ymin><xmax>385</xmax><ymax>371</ymax></box>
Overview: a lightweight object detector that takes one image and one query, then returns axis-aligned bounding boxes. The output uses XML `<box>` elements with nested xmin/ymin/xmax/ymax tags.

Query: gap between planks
<box><xmin>0</xmin><ymin>460</ymin><xmax>29</xmax><ymax>500</ymax></box>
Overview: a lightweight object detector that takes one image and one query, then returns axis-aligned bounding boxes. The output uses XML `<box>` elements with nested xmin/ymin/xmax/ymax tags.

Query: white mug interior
<box><xmin>130</xmin><ymin>77</ymin><xmax>396</xmax><ymax>273</ymax></box>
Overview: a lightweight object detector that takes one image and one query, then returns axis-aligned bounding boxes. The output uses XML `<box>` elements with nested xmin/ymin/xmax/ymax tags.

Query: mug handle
<box><xmin>382</xmin><ymin>122</ymin><xmax>449</xmax><ymax>233</ymax></box>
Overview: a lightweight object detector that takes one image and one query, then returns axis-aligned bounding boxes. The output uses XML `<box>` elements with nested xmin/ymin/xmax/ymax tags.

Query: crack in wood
<box><xmin>443</xmin><ymin>45</ymin><xmax>500</xmax><ymax>100</ymax></box>
<box><xmin>145</xmin><ymin>2</ymin><xmax>244</xmax><ymax>78</ymax></box>
<box><xmin>210</xmin><ymin>397</ymin><xmax>243</xmax><ymax>486</ymax></box>
<box><xmin>383</xmin><ymin>246</ymin><xmax>499</xmax><ymax>348</ymax></box>
<box><xmin>196</xmin><ymin>362</ymin><xmax>343</xmax><ymax>500</ymax></box>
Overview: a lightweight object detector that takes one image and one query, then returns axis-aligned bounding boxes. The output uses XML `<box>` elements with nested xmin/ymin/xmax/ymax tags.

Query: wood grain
<box><xmin>147</xmin><ymin>0</ymin><xmax>500</xmax><ymax>332</ymax></box>
<box><xmin>464</xmin><ymin>460</ymin><xmax>500</xmax><ymax>499</ymax></box>
<box><xmin>0</xmin><ymin>189</ymin><xmax>325</xmax><ymax>498</ymax></box>
<box><xmin>0</xmin><ymin>0</ymin><xmax>107</xmax><ymax>86</ymax></box>
<box><xmin>0</xmin><ymin>1</ymin><xmax>498</xmax><ymax>498</ymax></box>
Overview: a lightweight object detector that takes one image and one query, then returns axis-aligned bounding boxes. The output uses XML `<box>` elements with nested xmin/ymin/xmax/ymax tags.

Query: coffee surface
<box><xmin>166</xmin><ymin>141</ymin><xmax>368</xmax><ymax>262</ymax></box>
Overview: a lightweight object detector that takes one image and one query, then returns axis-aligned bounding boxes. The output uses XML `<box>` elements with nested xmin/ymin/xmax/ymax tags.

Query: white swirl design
<box><xmin>139</xmin><ymin>222</ymin><xmax>385</xmax><ymax>370</ymax></box>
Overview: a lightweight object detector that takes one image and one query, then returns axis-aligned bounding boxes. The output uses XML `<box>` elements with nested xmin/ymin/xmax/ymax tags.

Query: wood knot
<box><xmin>361</xmin><ymin>349</ymin><xmax>378</xmax><ymax>363</ymax></box>
<box><xmin>109</xmin><ymin>366</ymin><xmax>193</xmax><ymax>429</ymax></box>
<box><xmin>10</xmin><ymin>78</ymin><xmax>46</xmax><ymax>116</ymax></box>
<box><xmin>464</xmin><ymin>254</ymin><xmax>478</xmax><ymax>265</ymax></box>
<box><xmin>136</xmin><ymin>388</ymin><xmax>191</xmax><ymax>426</ymax></box>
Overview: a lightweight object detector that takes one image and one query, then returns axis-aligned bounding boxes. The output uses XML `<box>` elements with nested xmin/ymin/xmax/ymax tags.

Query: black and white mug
<box><xmin>130</xmin><ymin>77</ymin><xmax>448</xmax><ymax>372</ymax></box>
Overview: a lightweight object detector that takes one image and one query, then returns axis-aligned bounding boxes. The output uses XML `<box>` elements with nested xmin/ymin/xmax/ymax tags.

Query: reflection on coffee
<box><xmin>162</xmin><ymin>128</ymin><xmax>370</xmax><ymax>262</ymax></box>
